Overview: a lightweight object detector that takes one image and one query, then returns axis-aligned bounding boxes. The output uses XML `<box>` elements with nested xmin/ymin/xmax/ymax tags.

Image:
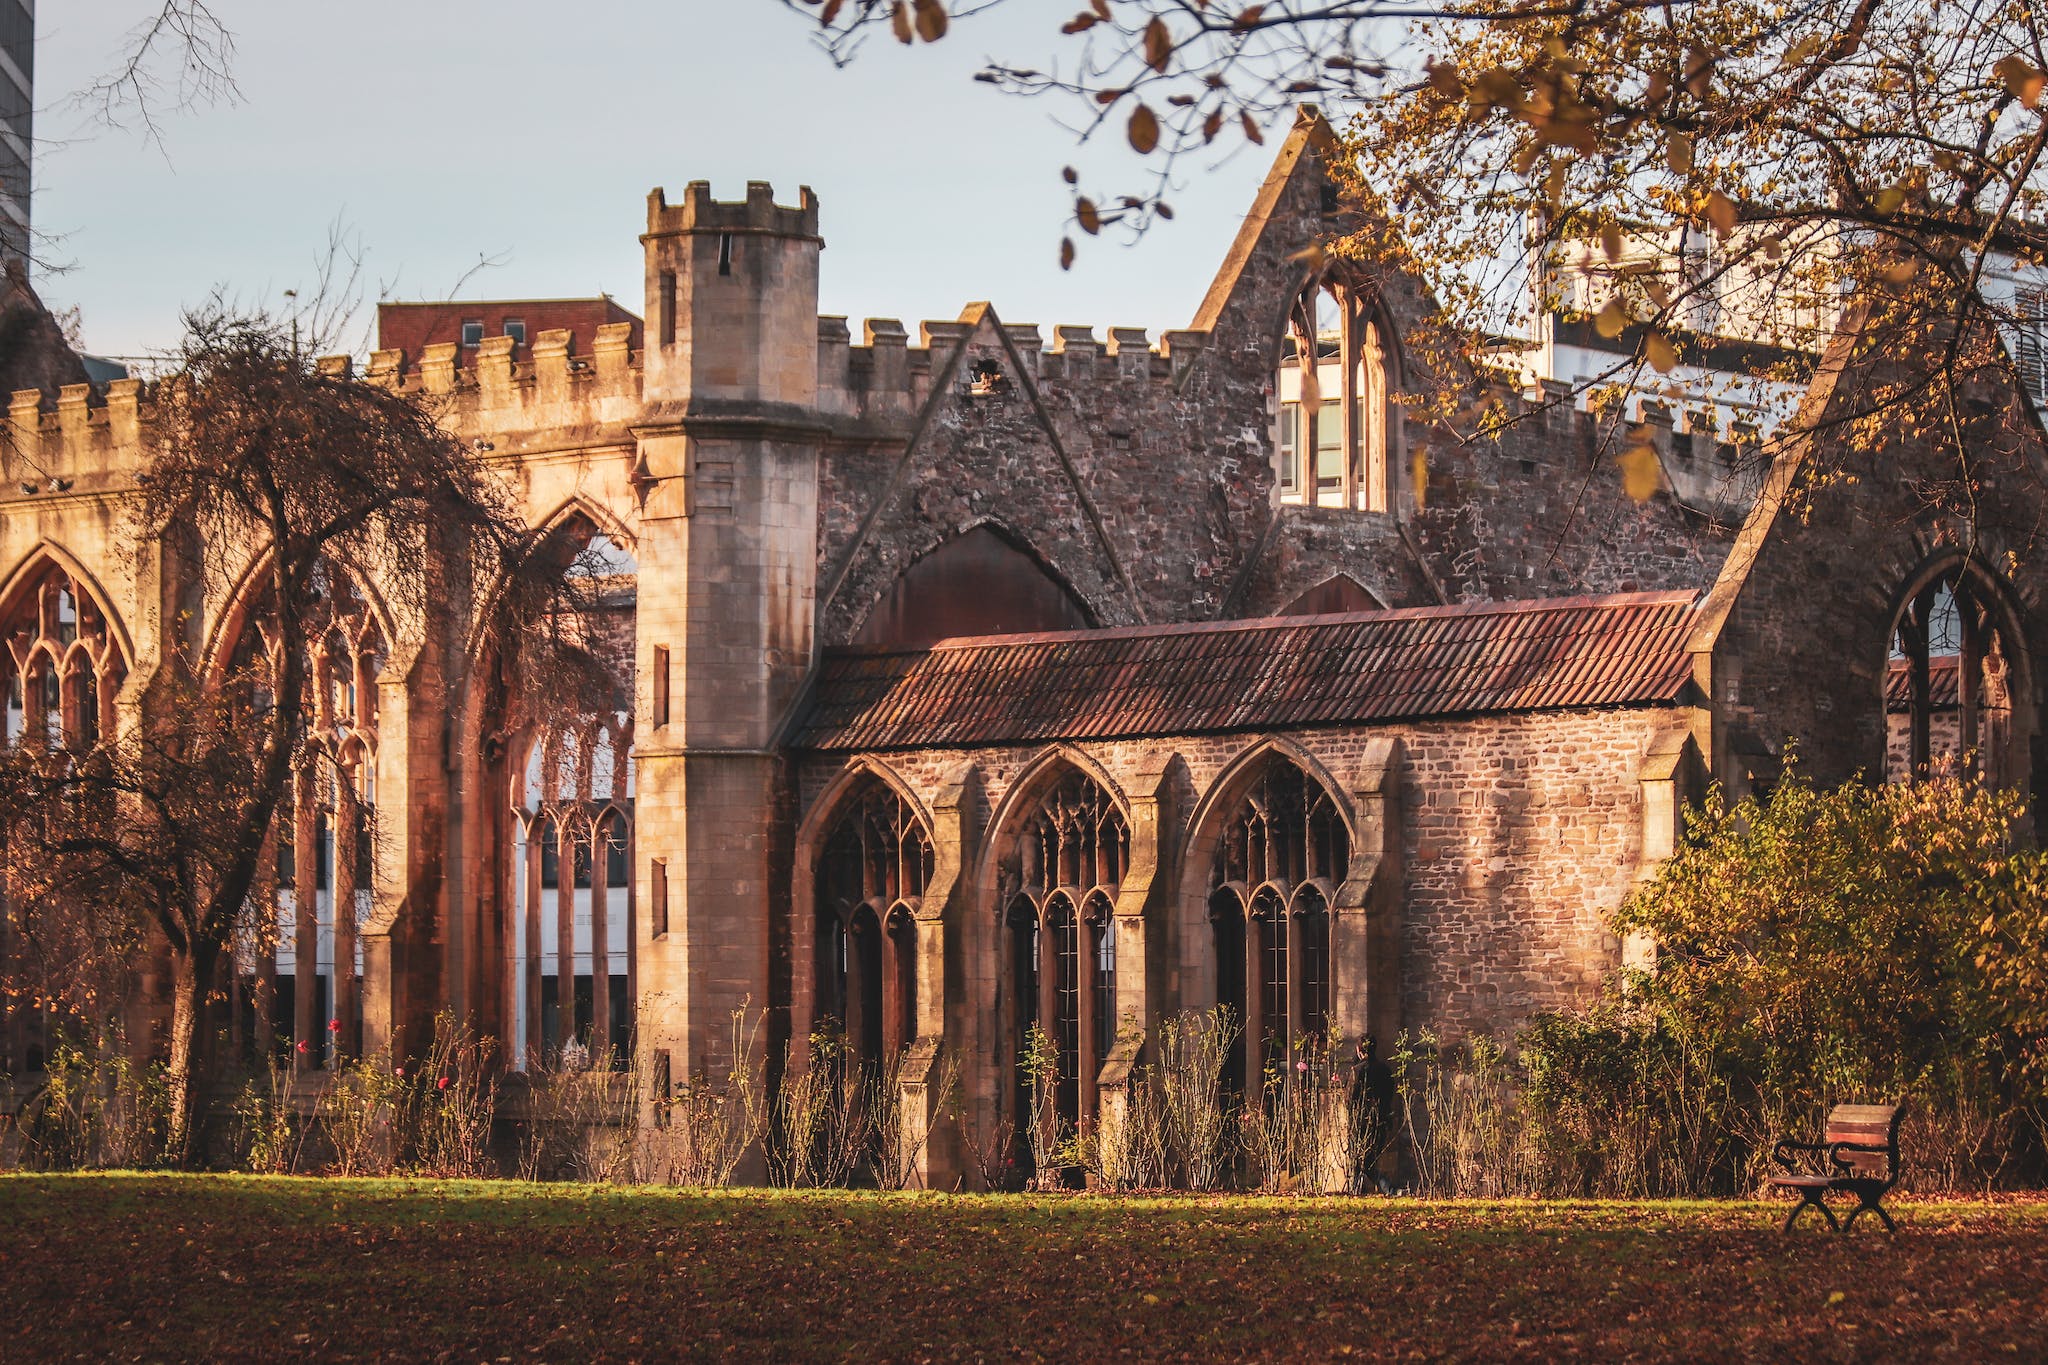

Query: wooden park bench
<box><xmin>1767</xmin><ymin>1102</ymin><xmax>1904</xmax><ymax>1233</ymax></box>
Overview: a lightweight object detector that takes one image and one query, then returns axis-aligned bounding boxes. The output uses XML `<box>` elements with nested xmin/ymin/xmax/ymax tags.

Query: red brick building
<box><xmin>376</xmin><ymin>296</ymin><xmax>642</xmax><ymax>363</ymax></box>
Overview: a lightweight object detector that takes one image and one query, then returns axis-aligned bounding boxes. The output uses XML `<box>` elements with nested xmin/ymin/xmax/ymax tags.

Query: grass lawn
<box><xmin>2</xmin><ymin>1176</ymin><xmax>2045</xmax><ymax>1361</ymax></box>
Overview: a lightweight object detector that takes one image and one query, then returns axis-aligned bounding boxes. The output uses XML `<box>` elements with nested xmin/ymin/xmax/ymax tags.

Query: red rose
<box><xmin>327</xmin><ymin>1018</ymin><xmax>341</xmax><ymax>1032</ymax></box>
<box><xmin>296</xmin><ymin>1040</ymin><xmax>308</xmax><ymax>1054</ymax></box>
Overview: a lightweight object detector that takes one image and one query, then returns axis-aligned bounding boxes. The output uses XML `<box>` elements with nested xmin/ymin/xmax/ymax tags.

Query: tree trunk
<box><xmin>164</xmin><ymin>942</ymin><xmax>217</xmax><ymax>1167</ymax></box>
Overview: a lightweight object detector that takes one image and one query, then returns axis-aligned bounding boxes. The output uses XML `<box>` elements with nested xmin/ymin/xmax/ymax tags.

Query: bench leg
<box><xmin>1845</xmin><ymin>1198</ymin><xmax>1896</xmax><ymax>1234</ymax></box>
<box><xmin>1784</xmin><ymin>1191</ymin><xmax>1839</xmax><ymax>1233</ymax></box>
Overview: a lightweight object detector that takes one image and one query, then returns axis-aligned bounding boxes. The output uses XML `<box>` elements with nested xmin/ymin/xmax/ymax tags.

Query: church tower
<box><xmin>632</xmin><ymin>182</ymin><xmax>823</xmax><ymax>1117</ymax></box>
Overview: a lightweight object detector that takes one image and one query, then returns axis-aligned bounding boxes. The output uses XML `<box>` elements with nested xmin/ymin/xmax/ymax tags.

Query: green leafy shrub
<box><xmin>1605</xmin><ymin>769</ymin><xmax>2048</xmax><ymax>1189</ymax></box>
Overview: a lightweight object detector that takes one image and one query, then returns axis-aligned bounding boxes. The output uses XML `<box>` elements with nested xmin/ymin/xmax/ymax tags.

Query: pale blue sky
<box><xmin>36</xmin><ymin>3</ymin><xmax>1281</xmax><ymax>360</ymax></box>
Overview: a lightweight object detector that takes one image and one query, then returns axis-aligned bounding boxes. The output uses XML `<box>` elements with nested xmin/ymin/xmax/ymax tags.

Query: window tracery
<box><xmin>1208</xmin><ymin>758</ymin><xmax>1349</xmax><ymax>1094</ymax></box>
<box><xmin>0</xmin><ymin>559</ymin><xmax>130</xmax><ymax>1074</ymax></box>
<box><xmin>512</xmin><ymin>713</ymin><xmax>634</xmax><ymax>1068</ymax></box>
<box><xmin>228</xmin><ymin>558</ymin><xmax>385</xmax><ymax>1070</ymax></box>
<box><xmin>1</xmin><ymin>563</ymin><xmax>126</xmax><ymax>751</ymax></box>
<box><xmin>1275</xmin><ymin>278</ymin><xmax>1391</xmax><ymax>512</ymax></box>
<box><xmin>1001</xmin><ymin>769</ymin><xmax>1128</xmax><ymax>1157</ymax></box>
<box><xmin>1887</xmin><ymin>567</ymin><xmax>2023</xmax><ymax>788</ymax></box>
<box><xmin>496</xmin><ymin>522</ymin><xmax>638</xmax><ymax>1071</ymax></box>
<box><xmin>815</xmin><ymin>782</ymin><xmax>932</xmax><ymax>1068</ymax></box>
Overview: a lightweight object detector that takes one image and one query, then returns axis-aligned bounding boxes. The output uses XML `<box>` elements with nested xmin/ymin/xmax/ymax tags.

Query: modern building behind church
<box><xmin>2</xmin><ymin>112</ymin><xmax>2041</xmax><ymax>1185</ymax></box>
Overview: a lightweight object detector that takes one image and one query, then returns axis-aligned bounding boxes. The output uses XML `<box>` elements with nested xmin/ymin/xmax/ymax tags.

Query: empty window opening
<box><xmin>1001</xmin><ymin>769</ymin><xmax>1128</xmax><ymax>1183</ymax></box>
<box><xmin>1886</xmin><ymin>566</ymin><xmax>2026</xmax><ymax>789</ymax></box>
<box><xmin>1275</xmin><ymin>279</ymin><xmax>1392</xmax><ymax>513</ymax></box>
<box><xmin>1210</xmin><ymin>757</ymin><xmax>1349</xmax><ymax>1100</ymax></box>
<box><xmin>815</xmin><ymin>783</ymin><xmax>933</xmax><ymax>1074</ymax></box>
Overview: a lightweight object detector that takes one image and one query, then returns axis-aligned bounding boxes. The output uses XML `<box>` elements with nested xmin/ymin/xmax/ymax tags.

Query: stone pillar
<box><xmin>1094</xmin><ymin>759</ymin><xmax>1172</xmax><ymax>1182</ymax></box>
<box><xmin>591</xmin><ymin>820</ymin><xmax>612</xmax><ymax>1056</ymax></box>
<box><xmin>292</xmin><ymin>765</ymin><xmax>319</xmax><ymax>1072</ymax></box>
<box><xmin>1629</xmin><ymin>729</ymin><xmax>1703</xmax><ymax>972</ymax></box>
<box><xmin>333</xmin><ymin>771</ymin><xmax>360</xmax><ymax>1059</ymax></box>
<box><xmin>1332</xmin><ymin>736</ymin><xmax>1403</xmax><ymax>1053</ymax></box>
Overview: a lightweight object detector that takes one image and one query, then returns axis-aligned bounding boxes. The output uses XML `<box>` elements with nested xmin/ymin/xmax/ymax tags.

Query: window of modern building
<box><xmin>459</xmin><ymin>319</ymin><xmax>483</xmax><ymax>347</ymax></box>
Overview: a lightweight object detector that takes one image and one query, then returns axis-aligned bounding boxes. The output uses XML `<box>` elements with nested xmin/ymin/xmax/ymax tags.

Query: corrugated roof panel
<box><xmin>793</xmin><ymin>591</ymin><xmax>1703</xmax><ymax>751</ymax></box>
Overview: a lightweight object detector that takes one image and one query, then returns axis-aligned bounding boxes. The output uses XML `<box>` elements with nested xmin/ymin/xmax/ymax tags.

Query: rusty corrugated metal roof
<box><xmin>1885</xmin><ymin>654</ymin><xmax>1961</xmax><ymax>711</ymax></box>
<box><xmin>792</xmin><ymin>591</ymin><xmax>1702</xmax><ymax>752</ymax></box>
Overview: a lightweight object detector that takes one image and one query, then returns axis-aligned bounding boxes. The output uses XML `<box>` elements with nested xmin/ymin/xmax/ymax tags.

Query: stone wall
<box><xmin>790</xmin><ymin>700</ymin><xmax>1692</xmax><ymax>1163</ymax></box>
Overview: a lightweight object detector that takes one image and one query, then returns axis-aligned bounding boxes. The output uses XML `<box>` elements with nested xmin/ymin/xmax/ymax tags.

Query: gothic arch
<box><xmin>796</xmin><ymin>755</ymin><xmax>937</xmax><ymax>863</ymax></box>
<box><xmin>971</xmin><ymin>744</ymin><xmax>1132</xmax><ymax>903</ymax></box>
<box><xmin>1177</xmin><ymin>736</ymin><xmax>1361</xmax><ymax>1023</ymax></box>
<box><xmin>0</xmin><ymin>546</ymin><xmax>133</xmax><ymax>753</ymax></box>
<box><xmin>1279</xmin><ymin>572</ymin><xmax>1389</xmax><ymax>617</ymax></box>
<box><xmin>1882</xmin><ymin>551</ymin><xmax>2036</xmax><ymax>791</ymax></box>
<box><xmin>201</xmin><ymin>544</ymin><xmax>400</xmax><ymax>690</ymax></box>
<box><xmin>795</xmin><ymin>764</ymin><xmax>938</xmax><ymax>1070</ymax></box>
<box><xmin>973</xmin><ymin>747</ymin><xmax>1133</xmax><ymax>1171</ymax></box>
<box><xmin>531</xmin><ymin>494</ymin><xmax>638</xmax><ymax>558</ymax></box>
<box><xmin>790</xmin><ymin>756</ymin><xmax>937</xmax><ymax>1053</ymax></box>
<box><xmin>1269</xmin><ymin>264</ymin><xmax>1403</xmax><ymax>512</ymax></box>
<box><xmin>849</xmin><ymin>522</ymin><xmax>1098</xmax><ymax>649</ymax></box>
<box><xmin>463</xmin><ymin>507</ymin><xmax>639</xmax><ymax>1066</ymax></box>
<box><xmin>0</xmin><ymin>543</ymin><xmax>137</xmax><ymax>674</ymax></box>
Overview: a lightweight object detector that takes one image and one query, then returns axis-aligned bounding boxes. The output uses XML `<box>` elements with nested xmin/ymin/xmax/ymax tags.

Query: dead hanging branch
<box><xmin>79</xmin><ymin>1</ymin><xmax>240</xmax><ymax>145</ymax></box>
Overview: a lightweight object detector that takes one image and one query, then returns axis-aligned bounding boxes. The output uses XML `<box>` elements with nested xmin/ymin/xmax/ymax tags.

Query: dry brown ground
<box><xmin>2</xmin><ymin>1175</ymin><xmax>2043</xmax><ymax>1362</ymax></box>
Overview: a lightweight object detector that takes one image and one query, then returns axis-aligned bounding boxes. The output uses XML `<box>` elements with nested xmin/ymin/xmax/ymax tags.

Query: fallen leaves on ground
<box><xmin>3</xmin><ymin>1176</ymin><xmax>2046</xmax><ymax>1362</ymax></box>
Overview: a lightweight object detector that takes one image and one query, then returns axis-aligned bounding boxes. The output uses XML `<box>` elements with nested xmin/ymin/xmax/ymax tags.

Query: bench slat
<box><xmin>1827</xmin><ymin>1105</ymin><xmax>1898</xmax><ymax>1122</ymax></box>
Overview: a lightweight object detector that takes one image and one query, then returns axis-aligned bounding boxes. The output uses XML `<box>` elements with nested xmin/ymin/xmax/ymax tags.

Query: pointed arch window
<box><xmin>1002</xmin><ymin>768</ymin><xmax>1129</xmax><ymax>1167</ymax></box>
<box><xmin>512</xmin><ymin>716</ymin><xmax>635</xmax><ymax>1071</ymax></box>
<box><xmin>0</xmin><ymin>559</ymin><xmax>131</xmax><ymax>1075</ymax></box>
<box><xmin>216</xmin><ymin>557</ymin><xmax>387</xmax><ymax>1072</ymax></box>
<box><xmin>815</xmin><ymin>782</ymin><xmax>934</xmax><ymax>1069</ymax></box>
<box><xmin>492</xmin><ymin>518</ymin><xmax>639</xmax><ymax>1072</ymax></box>
<box><xmin>1</xmin><ymin>563</ymin><xmax>127</xmax><ymax>752</ymax></box>
<box><xmin>1886</xmin><ymin>565</ymin><xmax>2025</xmax><ymax>788</ymax></box>
<box><xmin>1277</xmin><ymin>279</ymin><xmax>1391</xmax><ymax>513</ymax></box>
<box><xmin>1209</xmin><ymin>757</ymin><xmax>1350</xmax><ymax>1095</ymax></box>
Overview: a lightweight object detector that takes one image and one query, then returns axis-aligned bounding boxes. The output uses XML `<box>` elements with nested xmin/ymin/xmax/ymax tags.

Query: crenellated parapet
<box><xmin>358</xmin><ymin>323</ymin><xmax>645</xmax><ymax>442</ymax></box>
<box><xmin>646</xmin><ymin>179</ymin><xmax>821</xmax><ymax>244</ymax></box>
<box><xmin>1</xmin><ymin>379</ymin><xmax>151</xmax><ymax>498</ymax></box>
<box><xmin>1471</xmin><ymin>372</ymin><xmax>1764</xmax><ymax>520</ymax></box>
<box><xmin>814</xmin><ymin>311</ymin><xmax>1211</xmax><ymax>423</ymax></box>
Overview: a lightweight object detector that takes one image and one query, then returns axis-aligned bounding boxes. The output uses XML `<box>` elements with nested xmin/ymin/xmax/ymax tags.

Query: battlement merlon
<box><xmin>643</xmin><ymin>181</ymin><xmax>821</xmax><ymax>244</ymax></box>
<box><xmin>2</xmin><ymin>381</ymin><xmax>148</xmax><ymax>493</ymax></box>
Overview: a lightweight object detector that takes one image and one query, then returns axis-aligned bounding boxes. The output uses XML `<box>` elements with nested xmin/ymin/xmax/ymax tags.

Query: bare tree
<box><xmin>80</xmin><ymin>1</ymin><xmax>240</xmax><ymax>144</ymax></box>
<box><xmin>0</xmin><ymin>307</ymin><xmax>603</xmax><ymax>1163</ymax></box>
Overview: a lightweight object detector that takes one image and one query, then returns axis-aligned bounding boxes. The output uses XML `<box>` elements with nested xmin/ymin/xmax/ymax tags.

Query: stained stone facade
<box><xmin>4</xmin><ymin>111</ymin><xmax>2045</xmax><ymax>1186</ymax></box>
